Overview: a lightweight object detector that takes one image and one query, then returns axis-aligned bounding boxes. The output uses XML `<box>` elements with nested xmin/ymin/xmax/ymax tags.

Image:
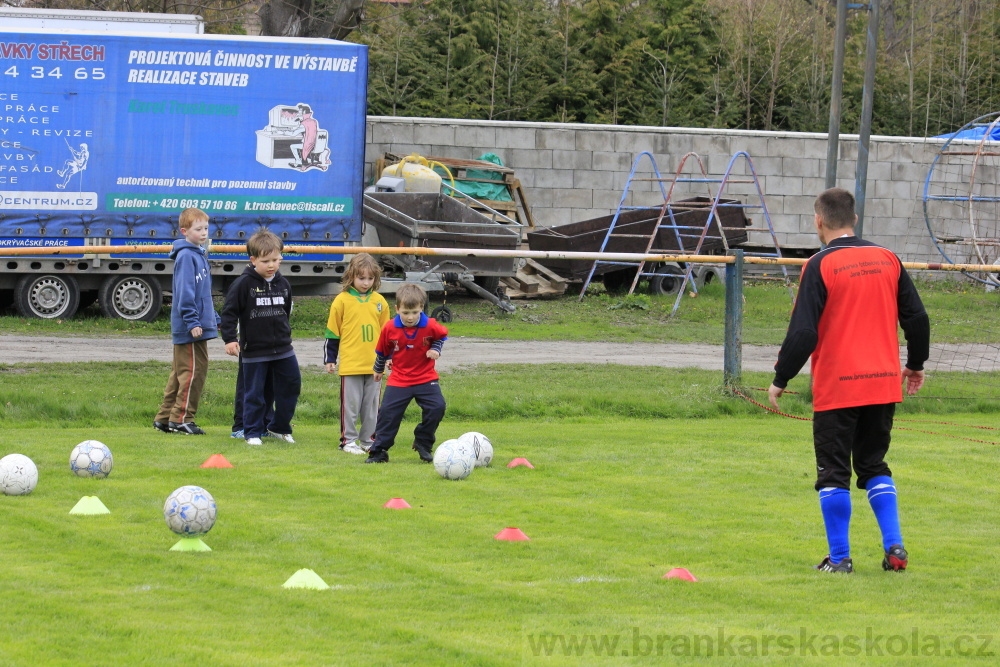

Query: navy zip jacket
<box><xmin>169</xmin><ymin>239</ymin><xmax>219</xmax><ymax>345</ymax></box>
<box><xmin>220</xmin><ymin>264</ymin><xmax>294</xmax><ymax>361</ymax></box>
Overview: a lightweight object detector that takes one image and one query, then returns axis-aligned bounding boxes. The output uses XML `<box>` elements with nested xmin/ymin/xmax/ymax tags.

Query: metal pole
<box><xmin>724</xmin><ymin>249</ymin><xmax>744</xmax><ymax>390</ymax></box>
<box><xmin>854</xmin><ymin>0</ymin><xmax>881</xmax><ymax>238</ymax></box>
<box><xmin>825</xmin><ymin>0</ymin><xmax>849</xmax><ymax>189</ymax></box>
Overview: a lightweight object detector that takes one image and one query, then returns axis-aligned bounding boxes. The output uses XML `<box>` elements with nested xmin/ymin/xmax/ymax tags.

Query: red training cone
<box><xmin>663</xmin><ymin>568</ymin><xmax>698</xmax><ymax>582</ymax></box>
<box><xmin>507</xmin><ymin>458</ymin><xmax>535</xmax><ymax>469</ymax></box>
<box><xmin>383</xmin><ymin>497</ymin><xmax>411</xmax><ymax>509</ymax></box>
<box><xmin>200</xmin><ymin>454</ymin><xmax>233</xmax><ymax>469</ymax></box>
<box><xmin>495</xmin><ymin>527</ymin><xmax>530</xmax><ymax>541</ymax></box>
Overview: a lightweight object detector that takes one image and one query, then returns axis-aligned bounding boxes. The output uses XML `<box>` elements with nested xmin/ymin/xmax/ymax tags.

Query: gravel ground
<box><xmin>0</xmin><ymin>335</ymin><xmax>787</xmax><ymax>372</ymax></box>
<box><xmin>4</xmin><ymin>335</ymin><xmax>989</xmax><ymax>372</ymax></box>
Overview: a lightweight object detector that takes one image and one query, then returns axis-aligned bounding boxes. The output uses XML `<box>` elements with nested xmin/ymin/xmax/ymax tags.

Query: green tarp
<box><xmin>434</xmin><ymin>153</ymin><xmax>512</xmax><ymax>201</ymax></box>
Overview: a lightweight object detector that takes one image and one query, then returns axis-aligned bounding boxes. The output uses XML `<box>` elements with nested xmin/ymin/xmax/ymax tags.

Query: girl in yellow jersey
<box><xmin>324</xmin><ymin>254</ymin><xmax>391</xmax><ymax>454</ymax></box>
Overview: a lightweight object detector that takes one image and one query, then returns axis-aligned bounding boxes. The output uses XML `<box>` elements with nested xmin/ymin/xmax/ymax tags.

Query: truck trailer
<box><xmin>0</xmin><ymin>11</ymin><xmax>367</xmax><ymax>320</ymax></box>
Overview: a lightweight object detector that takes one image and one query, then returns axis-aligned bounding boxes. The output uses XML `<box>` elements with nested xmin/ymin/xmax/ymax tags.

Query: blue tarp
<box><xmin>0</xmin><ymin>29</ymin><xmax>368</xmax><ymax>243</ymax></box>
<box><xmin>934</xmin><ymin>125</ymin><xmax>1000</xmax><ymax>141</ymax></box>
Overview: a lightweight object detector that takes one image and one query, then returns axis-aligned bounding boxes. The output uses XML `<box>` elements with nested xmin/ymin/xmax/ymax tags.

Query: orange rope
<box><xmin>734</xmin><ymin>387</ymin><xmax>1000</xmax><ymax>445</ymax></box>
<box><xmin>746</xmin><ymin>386</ymin><xmax>1000</xmax><ymax>431</ymax></box>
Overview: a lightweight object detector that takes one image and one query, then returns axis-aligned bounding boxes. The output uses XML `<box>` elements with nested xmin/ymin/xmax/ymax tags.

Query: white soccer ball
<box><xmin>433</xmin><ymin>439</ymin><xmax>476</xmax><ymax>480</ymax></box>
<box><xmin>0</xmin><ymin>453</ymin><xmax>39</xmax><ymax>496</ymax></box>
<box><xmin>69</xmin><ymin>440</ymin><xmax>113</xmax><ymax>479</ymax></box>
<box><xmin>163</xmin><ymin>485</ymin><xmax>217</xmax><ymax>536</ymax></box>
<box><xmin>459</xmin><ymin>431</ymin><xmax>494</xmax><ymax>468</ymax></box>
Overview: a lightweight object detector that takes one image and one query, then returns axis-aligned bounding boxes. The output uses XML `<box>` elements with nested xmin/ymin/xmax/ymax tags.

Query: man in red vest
<box><xmin>769</xmin><ymin>188</ymin><xmax>929</xmax><ymax>574</ymax></box>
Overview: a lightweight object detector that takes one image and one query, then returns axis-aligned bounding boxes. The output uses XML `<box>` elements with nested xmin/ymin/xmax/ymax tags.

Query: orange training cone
<box><xmin>201</xmin><ymin>454</ymin><xmax>233</xmax><ymax>469</ymax></box>
<box><xmin>663</xmin><ymin>568</ymin><xmax>698</xmax><ymax>582</ymax></box>
<box><xmin>384</xmin><ymin>497</ymin><xmax>411</xmax><ymax>509</ymax></box>
<box><xmin>495</xmin><ymin>527</ymin><xmax>530</xmax><ymax>541</ymax></box>
<box><xmin>507</xmin><ymin>458</ymin><xmax>535</xmax><ymax>469</ymax></box>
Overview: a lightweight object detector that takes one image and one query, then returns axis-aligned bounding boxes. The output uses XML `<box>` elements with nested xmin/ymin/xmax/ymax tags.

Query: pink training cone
<box><xmin>495</xmin><ymin>527</ymin><xmax>530</xmax><ymax>541</ymax></box>
<box><xmin>201</xmin><ymin>454</ymin><xmax>233</xmax><ymax>469</ymax></box>
<box><xmin>383</xmin><ymin>497</ymin><xmax>412</xmax><ymax>509</ymax></box>
<box><xmin>663</xmin><ymin>568</ymin><xmax>698</xmax><ymax>582</ymax></box>
<box><xmin>507</xmin><ymin>458</ymin><xmax>535</xmax><ymax>469</ymax></box>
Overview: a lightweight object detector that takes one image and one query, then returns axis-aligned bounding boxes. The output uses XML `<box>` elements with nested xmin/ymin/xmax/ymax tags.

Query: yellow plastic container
<box><xmin>381</xmin><ymin>154</ymin><xmax>454</xmax><ymax>193</ymax></box>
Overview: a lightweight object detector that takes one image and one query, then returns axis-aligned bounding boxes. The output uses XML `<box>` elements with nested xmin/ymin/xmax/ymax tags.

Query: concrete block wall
<box><xmin>366</xmin><ymin>116</ymin><xmax>955</xmax><ymax>260</ymax></box>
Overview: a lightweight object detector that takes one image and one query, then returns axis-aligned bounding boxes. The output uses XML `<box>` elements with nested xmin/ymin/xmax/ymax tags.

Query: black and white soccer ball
<box><xmin>459</xmin><ymin>432</ymin><xmax>493</xmax><ymax>468</ymax></box>
<box><xmin>0</xmin><ymin>453</ymin><xmax>39</xmax><ymax>496</ymax></box>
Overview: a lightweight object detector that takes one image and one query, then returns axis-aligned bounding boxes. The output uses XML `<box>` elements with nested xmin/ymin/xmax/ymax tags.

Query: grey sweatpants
<box><xmin>340</xmin><ymin>374</ymin><xmax>380</xmax><ymax>446</ymax></box>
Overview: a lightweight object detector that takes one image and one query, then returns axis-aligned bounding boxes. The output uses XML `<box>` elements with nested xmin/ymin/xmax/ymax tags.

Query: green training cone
<box><xmin>282</xmin><ymin>569</ymin><xmax>330</xmax><ymax>590</ymax></box>
<box><xmin>169</xmin><ymin>537</ymin><xmax>212</xmax><ymax>552</ymax></box>
<box><xmin>69</xmin><ymin>496</ymin><xmax>111</xmax><ymax>515</ymax></box>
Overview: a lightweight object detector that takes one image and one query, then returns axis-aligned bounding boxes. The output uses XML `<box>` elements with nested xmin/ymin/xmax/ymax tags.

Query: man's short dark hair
<box><xmin>814</xmin><ymin>188</ymin><xmax>857</xmax><ymax>229</ymax></box>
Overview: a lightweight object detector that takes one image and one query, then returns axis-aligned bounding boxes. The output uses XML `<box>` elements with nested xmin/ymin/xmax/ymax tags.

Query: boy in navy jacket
<box><xmin>154</xmin><ymin>208</ymin><xmax>219</xmax><ymax>435</ymax></box>
<box><xmin>220</xmin><ymin>230</ymin><xmax>301</xmax><ymax>446</ymax></box>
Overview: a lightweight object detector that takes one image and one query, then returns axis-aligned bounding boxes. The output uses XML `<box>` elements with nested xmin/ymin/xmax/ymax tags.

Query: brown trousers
<box><xmin>155</xmin><ymin>340</ymin><xmax>209</xmax><ymax>424</ymax></box>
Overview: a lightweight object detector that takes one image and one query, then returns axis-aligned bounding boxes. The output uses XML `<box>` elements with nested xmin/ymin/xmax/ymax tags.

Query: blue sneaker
<box><xmin>230</xmin><ymin>429</ymin><xmax>244</xmax><ymax>439</ymax></box>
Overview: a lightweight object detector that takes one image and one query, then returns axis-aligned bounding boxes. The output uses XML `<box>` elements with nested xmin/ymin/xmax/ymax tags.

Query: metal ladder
<box><xmin>578</xmin><ymin>150</ymin><xmax>793</xmax><ymax>315</ymax></box>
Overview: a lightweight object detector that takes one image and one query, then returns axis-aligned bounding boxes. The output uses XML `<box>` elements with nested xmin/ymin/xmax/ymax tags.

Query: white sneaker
<box><xmin>268</xmin><ymin>431</ymin><xmax>295</xmax><ymax>444</ymax></box>
<box><xmin>246</xmin><ymin>437</ymin><xmax>263</xmax><ymax>446</ymax></box>
<box><xmin>341</xmin><ymin>441</ymin><xmax>366</xmax><ymax>455</ymax></box>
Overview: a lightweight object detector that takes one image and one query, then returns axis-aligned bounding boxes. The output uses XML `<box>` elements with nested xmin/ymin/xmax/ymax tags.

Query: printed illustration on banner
<box><xmin>255</xmin><ymin>103</ymin><xmax>330</xmax><ymax>172</ymax></box>
<box><xmin>56</xmin><ymin>141</ymin><xmax>90</xmax><ymax>190</ymax></box>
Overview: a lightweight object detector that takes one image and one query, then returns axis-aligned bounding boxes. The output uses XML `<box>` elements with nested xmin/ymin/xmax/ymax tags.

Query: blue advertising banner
<box><xmin>0</xmin><ymin>30</ymin><xmax>367</xmax><ymax>246</ymax></box>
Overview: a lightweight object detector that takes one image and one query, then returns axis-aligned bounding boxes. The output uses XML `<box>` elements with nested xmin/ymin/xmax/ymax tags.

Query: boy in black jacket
<box><xmin>221</xmin><ymin>230</ymin><xmax>301</xmax><ymax>446</ymax></box>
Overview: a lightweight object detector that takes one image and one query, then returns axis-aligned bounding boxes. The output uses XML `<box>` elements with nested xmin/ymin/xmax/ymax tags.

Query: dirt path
<box><xmin>0</xmin><ymin>334</ymin><xmax>786</xmax><ymax>372</ymax></box>
<box><xmin>3</xmin><ymin>335</ymin><xmax>989</xmax><ymax>372</ymax></box>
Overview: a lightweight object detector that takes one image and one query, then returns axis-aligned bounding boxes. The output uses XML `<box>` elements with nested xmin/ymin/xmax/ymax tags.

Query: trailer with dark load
<box><xmin>525</xmin><ymin>196</ymin><xmax>751</xmax><ymax>292</ymax></box>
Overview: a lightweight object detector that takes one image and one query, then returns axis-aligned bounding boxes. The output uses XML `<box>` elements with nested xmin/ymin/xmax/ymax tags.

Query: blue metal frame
<box><xmin>578</xmin><ymin>150</ymin><xmax>792</xmax><ymax>313</ymax></box>
<box><xmin>922</xmin><ymin>111</ymin><xmax>1000</xmax><ymax>285</ymax></box>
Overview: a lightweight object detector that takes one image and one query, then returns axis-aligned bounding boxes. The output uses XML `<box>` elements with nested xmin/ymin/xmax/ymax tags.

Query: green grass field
<box><xmin>2</xmin><ymin>364</ymin><xmax>999</xmax><ymax>665</ymax></box>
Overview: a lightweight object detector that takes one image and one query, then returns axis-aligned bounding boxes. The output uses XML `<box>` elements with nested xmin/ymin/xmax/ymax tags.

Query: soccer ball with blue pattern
<box><xmin>0</xmin><ymin>453</ymin><xmax>38</xmax><ymax>496</ymax></box>
<box><xmin>163</xmin><ymin>485</ymin><xmax>217</xmax><ymax>535</ymax></box>
<box><xmin>433</xmin><ymin>439</ymin><xmax>475</xmax><ymax>480</ymax></box>
<box><xmin>459</xmin><ymin>431</ymin><xmax>493</xmax><ymax>467</ymax></box>
<box><xmin>69</xmin><ymin>440</ymin><xmax>113</xmax><ymax>479</ymax></box>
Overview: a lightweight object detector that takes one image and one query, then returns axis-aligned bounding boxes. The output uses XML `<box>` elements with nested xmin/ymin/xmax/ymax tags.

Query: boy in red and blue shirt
<box><xmin>365</xmin><ymin>284</ymin><xmax>448</xmax><ymax>464</ymax></box>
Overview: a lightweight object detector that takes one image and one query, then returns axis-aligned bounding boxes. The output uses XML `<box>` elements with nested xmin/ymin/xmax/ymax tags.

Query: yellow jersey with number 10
<box><xmin>325</xmin><ymin>288</ymin><xmax>391</xmax><ymax>375</ymax></box>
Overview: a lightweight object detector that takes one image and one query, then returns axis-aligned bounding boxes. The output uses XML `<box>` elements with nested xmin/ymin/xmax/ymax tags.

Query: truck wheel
<box><xmin>430</xmin><ymin>305</ymin><xmax>453</xmax><ymax>323</ymax></box>
<box><xmin>15</xmin><ymin>274</ymin><xmax>81</xmax><ymax>319</ymax></box>
<box><xmin>465</xmin><ymin>275</ymin><xmax>500</xmax><ymax>297</ymax></box>
<box><xmin>99</xmin><ymin>276</ymin><xmax>163</xmax><ymax>322</ymax></box>
<box><xmin>695</xmin><ymin>265</ymin><xmax>726</xmax><ymax>288</ymax></box>
<box><xmin>649</xmin><ymin>263</ymin><xmax>683</xmax><ymax>295</ymax></box>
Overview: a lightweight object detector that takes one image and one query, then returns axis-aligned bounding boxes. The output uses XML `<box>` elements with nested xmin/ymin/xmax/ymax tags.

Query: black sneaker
<box><xmin>169</xmin><ymin>421</ymin><xmax>206</xmax><ymax>435</ymax></box>
<box><xmin>153</xmin><ymin>421</ymin><xmax>172</xmax><ymax>434</ymax></box>
<box><xmin>815</xmin><ymin>556</ymin><xmax>854</xmax><ymax>573</ymax></box>
<box><xmin>364</xmin><ymin>452</ymin><xmax>389</xmax><ymax>464</ymax></box>
<box><xmin>412</xmin><ymin>442</ymin><xmax>433</xmax><ymax>463</ymax></box>
<box><xmin>882</xmin><ymin>545</ymin><xmax>908</xmax><ymax>571</ymax></box>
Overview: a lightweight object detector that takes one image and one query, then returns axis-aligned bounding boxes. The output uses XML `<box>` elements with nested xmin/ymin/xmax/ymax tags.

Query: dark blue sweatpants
<box><xmin>369</xmin><ymin>381</ymin><xmax>446</xmax><ymax>457</ymax></box>
<box><xmin>232</xmin><ymin>355</ymin><xmax>273</xmax><ymax>433</ymax></box>
<box><xmin>243</xmin><ymin>355</ymin><xmax>301</xmax><ymax>439</ymax></box>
